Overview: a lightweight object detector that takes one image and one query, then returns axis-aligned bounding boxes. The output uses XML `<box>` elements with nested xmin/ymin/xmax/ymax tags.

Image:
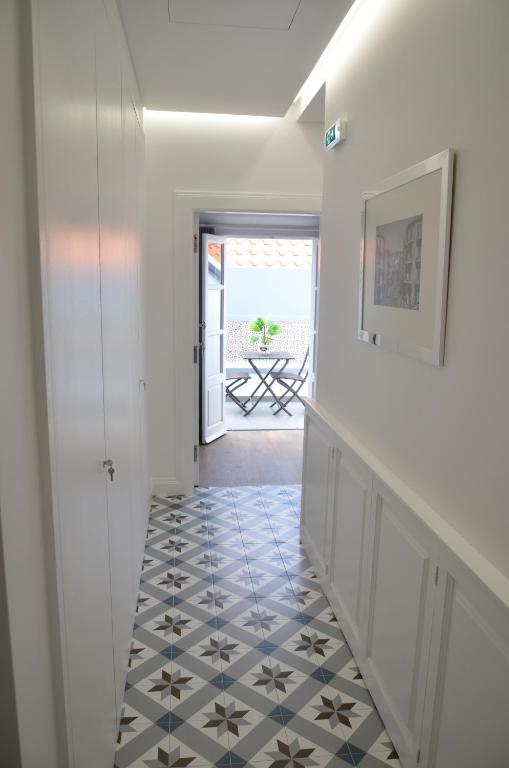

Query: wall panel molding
<box><xmin>301</xmin><ymin>398</ymin><xmax>509</xmax><ymax>768</ymax></box>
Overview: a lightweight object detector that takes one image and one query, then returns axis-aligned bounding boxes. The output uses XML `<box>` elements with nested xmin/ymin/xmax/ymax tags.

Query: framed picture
<box><xmin>358</xmin><ymin>148</ymin><xmax>454</xmax><ymax>365</ymax></box>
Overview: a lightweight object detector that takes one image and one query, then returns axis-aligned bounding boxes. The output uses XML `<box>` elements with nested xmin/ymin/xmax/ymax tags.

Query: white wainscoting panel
<box><xmin>363</xmin><ymin>480</ymin><xmax>438</xmax><ymax>765</ymax></box>
<box><xmin>301</xmin><ymin>399</ymin><xmax>509</xmax><ymax>768</ymax></box>
<box><xmin>420</xmin><ymin>557</ymin><xmax>509</xmax><ymax>768</ymax></box>
<box><xmin>301</xmin><ymin>417</ymin><xmax>332</xmax><ymax>577</ymax></box>
<box><xmin>329</xmin><ymin>448</ymin><xmax>371</xmax><ymax>650</ymax></box>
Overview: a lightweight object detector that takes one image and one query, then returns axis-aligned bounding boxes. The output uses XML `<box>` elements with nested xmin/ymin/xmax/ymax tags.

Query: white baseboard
<box><xmin>151</xmin><ymin>477</ymin><xmax>186</xmax><ymax>497</ymax></box>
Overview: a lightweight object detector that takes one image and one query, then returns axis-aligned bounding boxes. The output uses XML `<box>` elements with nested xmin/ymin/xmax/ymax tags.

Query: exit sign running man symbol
<box><xmin>324</xmin><ymin>119</ymin><xmax>346</xmax><ymax>150</ymax></box>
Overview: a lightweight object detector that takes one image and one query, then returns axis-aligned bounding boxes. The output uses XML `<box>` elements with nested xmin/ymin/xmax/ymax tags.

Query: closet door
<box><xmin>96</xmin><ymin>0</ymin><xmax>140</xmax><ymax>722</ymax></box>
<box><xmin>34</xmin><ymin>0</ymin><xmax>117</xmax><ymax>765</ymax></box>
<box><xmin>130</xmin><ymin>109</ymin><xmax>150</xmax><ymax>560</ymax></box>
<box><xmin>123</xmin><ymin>84</ymin><xmax>149</xmax><ymax>583</ymax></box>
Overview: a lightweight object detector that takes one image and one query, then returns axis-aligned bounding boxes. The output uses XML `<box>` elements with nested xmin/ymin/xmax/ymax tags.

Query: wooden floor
<box><xmin>199</xmin><ymin>430</ymin><xmax>303</xmax><ymax>487</ymax></box>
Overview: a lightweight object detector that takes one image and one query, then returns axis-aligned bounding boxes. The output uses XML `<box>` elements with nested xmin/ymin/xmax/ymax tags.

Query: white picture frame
<box><xmin>358</xmin><ymin>148</ymin><xmax>454</xmax><ymax>366</ymax></box>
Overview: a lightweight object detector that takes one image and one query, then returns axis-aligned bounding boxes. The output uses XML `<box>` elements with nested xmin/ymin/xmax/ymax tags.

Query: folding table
<box><xmin>241</xmin><ymin>350</ymin><xmax>294</xmax><ymax>416</ymax></box>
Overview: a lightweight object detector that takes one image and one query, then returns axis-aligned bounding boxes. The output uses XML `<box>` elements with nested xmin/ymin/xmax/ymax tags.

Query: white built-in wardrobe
<box><xmin>31</xmin><ymin>1</ymin><xmax>149</xmax><ymax>766</ymax></box>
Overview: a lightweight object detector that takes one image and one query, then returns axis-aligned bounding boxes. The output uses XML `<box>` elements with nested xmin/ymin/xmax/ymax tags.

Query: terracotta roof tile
<box><xmin>225</xmin><ymin>237</ymin><xmax>312</xmax><ymax>269</ymax></box>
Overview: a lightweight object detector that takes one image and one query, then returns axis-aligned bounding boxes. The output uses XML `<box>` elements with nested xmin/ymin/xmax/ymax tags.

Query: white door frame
<box><xmin>174</xmin><ymin>191</ymin><xmax>322</xmax><ymax>494</ymax></box>
<box><xmin>309</xmin><ymin>237</ymin><xmax>320</xmax><ymax>398</ymax></box>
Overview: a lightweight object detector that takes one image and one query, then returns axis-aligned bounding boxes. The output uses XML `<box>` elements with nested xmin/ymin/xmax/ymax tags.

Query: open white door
<box><xmin>201</xmin><ymin>234</ymin><xmax>227</xmax><ymax>443</ymax></box>
<box><xmin>309</xmin><ymin>237</ymin><xmax>320</xmax><ymax>397</ymax></box>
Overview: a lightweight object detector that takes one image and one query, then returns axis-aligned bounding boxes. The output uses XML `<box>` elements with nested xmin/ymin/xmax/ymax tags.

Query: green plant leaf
<box><xmin>249</xmin><ymin>318</ymin><xmax>265</xmax><ymax>332</ymax></box>
<box><xmin>249</xmin><ymin>316</ymin><xmax>282</xmax><ymax>346</ymax></box>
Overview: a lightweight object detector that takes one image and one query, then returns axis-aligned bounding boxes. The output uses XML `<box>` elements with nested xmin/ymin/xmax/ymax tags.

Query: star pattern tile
<box><xmin>115</xmin><ymin>486</ymin><xmax>401</xmax><ymax>768</ymax></box>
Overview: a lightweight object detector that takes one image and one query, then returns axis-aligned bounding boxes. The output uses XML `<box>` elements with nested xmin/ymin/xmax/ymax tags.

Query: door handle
<box><xmin>102</xmin><ymin>459</ymin><xmax>115</xmax><ymax>481</ymax></box>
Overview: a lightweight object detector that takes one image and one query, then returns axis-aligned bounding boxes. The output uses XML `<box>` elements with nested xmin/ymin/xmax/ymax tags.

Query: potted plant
<box><xmin>249</xmin><ymin>316</ymin><xmax>282</xmax><ymax>352</ymax></box>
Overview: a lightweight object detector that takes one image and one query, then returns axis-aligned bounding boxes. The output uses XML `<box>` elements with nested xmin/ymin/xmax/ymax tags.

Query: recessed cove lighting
<box><xmin>293</xmin><ymin>0</ymin><xmax>391</xmax><ymax>116</ymax></box>
<box><xmin>143</xmin><ymin>108</ymin><xmax>280</xmax><ymax>124</ymax></box>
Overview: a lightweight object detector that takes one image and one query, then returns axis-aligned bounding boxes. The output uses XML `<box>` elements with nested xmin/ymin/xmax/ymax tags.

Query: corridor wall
<box><xmin>300</xmin><ymin>1</ymin><xmax>509</xmax><ymax>764</ymax></box>
<box><xmin>0</xmin><ymin>1</ymin><xmax>58</xmax><ymax>765</ymax></box>
<box><xmin>315</xmin><ymin>0</ymin><xmax>509</xmax><ymax>579</ymax></box>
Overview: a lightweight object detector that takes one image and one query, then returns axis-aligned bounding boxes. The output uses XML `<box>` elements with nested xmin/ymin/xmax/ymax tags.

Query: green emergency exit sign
<box><xmin>324</xmin><ymin>119</ymin><xmax>346</xmax><ymax>150</ymax></box>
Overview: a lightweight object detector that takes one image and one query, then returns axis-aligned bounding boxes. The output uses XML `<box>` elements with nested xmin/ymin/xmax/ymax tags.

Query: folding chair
<box><xmin>225</xmin><ymin>369</ymin><xmax>252</xmax><ymax>413</ymax></box>
<box><xmin>270</xmin><ymin>348</ymin><xmax>309</xmax><ymax>416</ymax></box>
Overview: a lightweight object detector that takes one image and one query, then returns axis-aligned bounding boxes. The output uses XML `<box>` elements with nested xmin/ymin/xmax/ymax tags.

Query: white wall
<box><xmin>144</xmin><ymin>111</ymin><xmax>323</xmax><ymax>487</ymax></box>
<box><xmin>0</xmin><ymin>1</ymin><xmax>59</xmax><ymax>766</ymax></box>
<box><xmin>316</xmin><ymin>0</ymin><xmax>509</xmax><ymax>578</ymax></box>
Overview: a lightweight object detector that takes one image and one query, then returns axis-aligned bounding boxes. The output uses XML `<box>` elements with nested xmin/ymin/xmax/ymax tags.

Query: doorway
<box><xmin>198</xmin><ymin>211</ymin><xmax>320</xmax><ymax>486</ymax></box>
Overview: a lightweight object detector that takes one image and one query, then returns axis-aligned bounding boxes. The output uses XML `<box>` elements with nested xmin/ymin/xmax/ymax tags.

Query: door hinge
<box><xmin>434</xmin><ymin>565</ymin><xmax>439</xmax><ymax>585</ymax></box>
<box><xmin>194</xmin><ymin>445</ymin><xmax>198</xmax><ymax>462</ymax></box>
<box><xmin>416</xmin><ymin>747</ymin><xmax>421</xmax><ymax>764</ymax></box>
<box><xmin>193</xmin><ymin>345</ymin><xmax>198</xmax><ymax>364</ymax></box>
<box><xmin>193</xmin><ymin>234</ymin><xmax>198</xmax><ymax>254</ymax></box>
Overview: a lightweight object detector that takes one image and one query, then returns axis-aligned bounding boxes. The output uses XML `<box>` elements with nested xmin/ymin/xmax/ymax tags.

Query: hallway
<box><xmin>4</xmin><ymin>1</ymin><xmax>509</xmax><ymax>766</ymax></box>
<box><xmin>115</xmin><ymin>486</ymin><xmax>399</xmax><ymax>768</ymax></box>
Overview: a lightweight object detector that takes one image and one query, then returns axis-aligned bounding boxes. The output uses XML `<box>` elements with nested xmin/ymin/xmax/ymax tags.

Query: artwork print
<box><xmin>358</xmin><ymin>148</ymin><xmax>453</xmax><ymax>365</ymax></box>
<box><xmin>374</xmin><ymin>214</ymin><xmax>423</xmax><ymax>310</ymax></box>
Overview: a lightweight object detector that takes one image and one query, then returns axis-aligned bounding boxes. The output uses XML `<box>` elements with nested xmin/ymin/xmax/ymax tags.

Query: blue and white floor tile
<box><xmin>115</xmin><ymin>486</ymin><xmax>400</xmax><ymax>768</ymax></box>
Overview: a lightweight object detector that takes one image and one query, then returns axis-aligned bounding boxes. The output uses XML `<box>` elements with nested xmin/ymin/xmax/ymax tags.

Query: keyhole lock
<box><xmin>102</xmin><ymin>459</ymin><xmax>115</xmax><ymax>481</ymax></box>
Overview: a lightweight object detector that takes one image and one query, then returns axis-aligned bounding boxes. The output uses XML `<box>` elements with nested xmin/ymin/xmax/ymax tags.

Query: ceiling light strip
<box><xmin>143</xmin><ymin>108</ymin><xmax>280</xmax><ymax>124</ymax></box>
<box><xmin>293</xmin><ymin>0</ymin><xmax>390</xmax><ymax>116</ymax></box>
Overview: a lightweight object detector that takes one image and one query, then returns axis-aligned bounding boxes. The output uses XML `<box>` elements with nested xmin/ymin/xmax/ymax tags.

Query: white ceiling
<box><xmin>168</xmin><ymin>0</ymin><xmax>301</xmax><ymax>30</ymax></box>
<box><xmin>117</xmin><ymin>0</ymin><xmax>352</xmax><ymax>116</ymax></box>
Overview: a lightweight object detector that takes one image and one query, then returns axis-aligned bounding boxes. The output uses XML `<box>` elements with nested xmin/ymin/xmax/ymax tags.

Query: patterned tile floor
<box><xmin>115</xmin><ymin>486</ymin><xmax>401</xmax><ymax>768</ymax></box>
